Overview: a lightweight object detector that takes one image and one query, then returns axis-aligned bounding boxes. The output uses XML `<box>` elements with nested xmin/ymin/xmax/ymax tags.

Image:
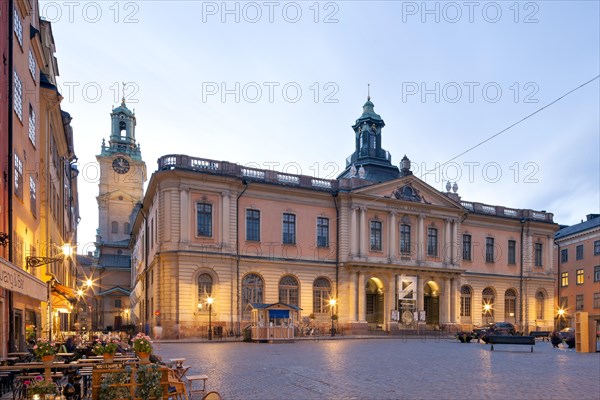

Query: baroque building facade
<box><xmin>130</xmin><ymin>98</ymin><xmax>558</xmax><ymax>339</ymax></box>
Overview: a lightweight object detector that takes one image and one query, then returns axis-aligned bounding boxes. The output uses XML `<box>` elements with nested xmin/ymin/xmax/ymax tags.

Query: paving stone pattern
<box><xmin>155</xmin><ymin>338</ymin><xmax>600</xmax><ymax>400</ymax></box>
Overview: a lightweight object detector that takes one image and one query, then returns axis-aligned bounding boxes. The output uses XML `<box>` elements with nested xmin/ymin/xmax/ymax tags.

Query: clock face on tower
<box><xmin>112</xmin><ymin>157</ymin><xmax>130</xmax><ymax>174</ymax></box>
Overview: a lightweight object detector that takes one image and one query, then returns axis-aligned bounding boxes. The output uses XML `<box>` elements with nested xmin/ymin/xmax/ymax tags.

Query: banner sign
<box><xmin>398</xmin><ymin>275</ymin><xmax>417</xmax><ymax>301</ymax></box>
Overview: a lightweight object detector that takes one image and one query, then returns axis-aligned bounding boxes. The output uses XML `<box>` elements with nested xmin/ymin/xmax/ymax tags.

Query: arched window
<box><xmin>198</xmin><ymin>273</ymin><xmax>213</xmax><ymax>300</ymax></box>
<box><xmin>460</xmin><ymin>286</ymin><xmax>471</xmax><ymax>317</ymax></box>
<box><xmin>279</xmin><ymin>276</ymin><xmax>299</xmax><ymax>306</ymax></box>
<box><xmin>124</xmin><ymin>222</ymin><xmax>131</xmax><ymax>234</ymax></box>
<box><xmin>242</xmin><ymin>273</ymin><xmax>263</xmax><ymax>319</ymax></box>
<box><xmin>111</xmin><ymin>221</ymin><xmax>119</xmax><ymax>234</ymax></box>
<box><xmin>536</xmin><ymin>291</ymin><xmax>545</xmax><ymax>320</ymax></box>
<box><xmin>505</xmin><ymin>289</ymin><xmax>517</xmax><ymax>323</ymax></box>
<box><xmin>313</xmin><ymin>277</ymin><xmax>332</xmax><ymax>314</ymax></box>
<box><xmin>482</xmin><ymin>287</ymin><xmax>495</xmax><ymax>323</ymax></box>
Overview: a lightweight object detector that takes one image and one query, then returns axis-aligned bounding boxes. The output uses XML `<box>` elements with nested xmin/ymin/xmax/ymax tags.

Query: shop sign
<box><xmin>0</xmin><ymin>259</ymin><xmax>46</xmax><ymax>301</ymax></box>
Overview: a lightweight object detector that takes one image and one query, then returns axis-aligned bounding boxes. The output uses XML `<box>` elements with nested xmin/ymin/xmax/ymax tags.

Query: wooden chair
<box><xmin>167</xmin><ymin>369</ymin><xmax>189</xmax><ymax>400</ymax></box>
<box><xmin>202</xmin><ymin>391</ymin><xmax>222</xmax><ymax>400</ymax></box>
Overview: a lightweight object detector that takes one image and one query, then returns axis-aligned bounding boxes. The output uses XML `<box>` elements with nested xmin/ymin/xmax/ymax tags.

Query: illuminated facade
<box><xmin>130</xmin><ymin>98</ymin><xmax>558</xmax><ymax>338</ymax></box>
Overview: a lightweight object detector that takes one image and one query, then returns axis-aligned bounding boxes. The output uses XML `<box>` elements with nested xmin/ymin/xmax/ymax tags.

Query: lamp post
<box><xmin>26</xmin><ymin>243</ymin><xmax>73</xmax><ymax>340</ymax></box>
<box><xmin>329</xmin><ymin>298</ymin><xmax>337</xmax><ymax>337</ymax></box>
<box><xmin>557</xmin><ymin>308</ymin><xmax>565</xmax><ymax>330</ymax></box>
<box><xmin>207</xmin><ymin>296</ymin><xmax>214</xmax><ymax>341</ymax></box>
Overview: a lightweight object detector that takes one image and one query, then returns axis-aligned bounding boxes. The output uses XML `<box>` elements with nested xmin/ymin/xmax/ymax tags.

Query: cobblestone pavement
<box><xmin>154</xmin><ymin>337</ymin><xmax>600</xmax><ymax>400</ymax></box>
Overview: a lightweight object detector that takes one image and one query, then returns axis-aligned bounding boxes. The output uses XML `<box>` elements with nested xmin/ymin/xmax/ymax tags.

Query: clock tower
<box><xmin>96</xmin><ymin>98</ymin><xmax>147</xmax><ymax>245</ymax></box>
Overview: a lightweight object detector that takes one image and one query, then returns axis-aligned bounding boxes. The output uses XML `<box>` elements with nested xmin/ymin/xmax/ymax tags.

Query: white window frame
<box><xmin>28</xmin><ymin>104</ymin><xmax>36</xmax><ymax>145</ymax></box>
<box><xmin>28</xmin><ymin>49</ymin><xmax>37</xmax><ymax>81</ymax></box>
<box><xmin>13</xmin><ymin>70</ymin><xmax>23</xmax><ymax>121</ymax></box>
<box><xmin>14</xmin><ymin>9</ymin><xmax>23</xmax><ymax>46</ymax></box>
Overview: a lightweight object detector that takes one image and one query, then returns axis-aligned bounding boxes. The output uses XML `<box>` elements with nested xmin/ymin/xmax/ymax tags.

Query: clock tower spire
<box><xmin>96</xmin><ymin>100</ymin><xmax>146</xmax><ymax>245</ymax></box>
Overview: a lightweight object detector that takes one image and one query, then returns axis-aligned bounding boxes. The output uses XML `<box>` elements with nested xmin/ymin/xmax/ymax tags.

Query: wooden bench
<box><xmin>529</xmin><ymin>331</ymin><xmax>550</xmax><ymax>341</ymax></box>
<box><xmin>489</xmin><ymin>335</ymin><xmax>536</xmax><ymax>352</ymax></box>
<box><xmin>187</xmin><ymin>374</ymin><xmax>208</xmax><ymax>397</ymax></box>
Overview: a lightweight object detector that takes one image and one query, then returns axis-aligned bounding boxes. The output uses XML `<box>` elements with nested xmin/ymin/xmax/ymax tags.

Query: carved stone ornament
<box><xmin>393</xmin><ymin>184</ymin><xmax>422</xmax><ymax>203</ymax></box>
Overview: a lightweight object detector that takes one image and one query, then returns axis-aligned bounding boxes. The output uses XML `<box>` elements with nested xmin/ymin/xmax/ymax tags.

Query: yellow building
<box><xmin>1</xmin><ymin>1</ymin><xmax>79</xmax><ymax>355</ymax></box>
<box><xmin>130</xmin><ymin>98</ymin><xmax>558</xmax><ymax>339</ymax></box>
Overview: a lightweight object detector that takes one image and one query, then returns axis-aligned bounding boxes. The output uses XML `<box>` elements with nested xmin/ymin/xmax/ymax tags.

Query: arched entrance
<box><xmin>366</xmin><ymin>278</ymin><xmax>384</xmax><ymax>327</ymax></box>
<box><xmin>424</xmin><ymin>281</ymin><xmax>440</xmax><ymax>326</ymax></box>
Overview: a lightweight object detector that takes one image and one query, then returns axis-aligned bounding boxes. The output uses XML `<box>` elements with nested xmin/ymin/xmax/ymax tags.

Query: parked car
<box><xmin>559</xmin><ymin>327</ymin><xmax>575</xmax><ymax>340</ymax></box>
<box><xmin>472</xmin><ymin>322</ymin><xmax>516</xmax><ymax>342</ymax></box>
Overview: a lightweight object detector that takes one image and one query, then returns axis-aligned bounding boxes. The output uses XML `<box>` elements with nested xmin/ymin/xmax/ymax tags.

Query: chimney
<box><xmin>586</xmin><ymin>214</ymin><xmax>600</xmax><ymax>221</ymax></box>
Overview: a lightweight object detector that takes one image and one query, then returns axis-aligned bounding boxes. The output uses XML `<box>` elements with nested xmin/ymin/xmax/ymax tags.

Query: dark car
<box><xmin>559</xmin><ymin>327</ymin><xmax>575</xmax><ymax>340</ymax></box>
<box><xmin>472</xmin><ymin>322</ymin><xmax>516</xmax><ymax>341</ymax></box>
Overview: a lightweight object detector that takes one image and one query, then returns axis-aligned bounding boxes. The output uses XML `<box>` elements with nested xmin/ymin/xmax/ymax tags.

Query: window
<box><xmin>115</xmin><ymin>299</ymin><xmax>122</xmax><ymax>308</ymax></box>
<box><xmin>561</xmin><ymin>272</ymin><xmax>569</xmax><ymax>287</ymax></box>
<box><xmin>508</xmin><ymin>240</ymin><xmax>516</xmax><ymax>265</ymax></box>
<box><xmin>595</xmin><ymin>266</ymin><xmax>600</xmax><ymax>282</ymax></box>
<box><xmin>124</xmin><ymin>222</ymin><xmax>131</xmax><ymax>234</ymax></box>
<box><xmin>28</xmin><ymin>104</ymin><xmax>36</xmax><ymax>145</ymax></box>
<box><xmin>370</xmin><ymin>221</ymin><xmax>382</xmax><ymax>251</ymax></box>
<box><xmin>316</xmin><ymin>217</ymin><xmax>329</xmax><ymax>247</ymax></box>
<box><xmin>13</xmin><ymin>9</ymin><xmax>22</xmax><ymax>46</ymax></box>
<box><xmin>427</xmin><ymin>228</ymin><xmax>438</xmax><ymax>257</ymax></box>
<box><xmin>242</xmin><ymin>274</ymin><xmax>263</xmax><ymax>318</ymax></box>
<box><xmin>594</xmin><ymin>293</ymin><xmax>600</xmax><ymax>309</ymax></box>
<box><xmin>313</xmin><ymin>277</ymin><xmax>332</xmax><ymax>314</ymax></box>
<box><xmin>400</xmin><ymin>224</ymin><xmax>411</xmax><ymax>254</ymax></box>
<box><xmin>13</xmin><ymin>70</ymin><xmax>22</xmax><ymax>121</ymax></box>
<box><xmin>535</xmin><ymin>291</ymin><xmax>545</xmax><ymax>320</ymax></box>
<box><xmin>28</xmin><ymin>49</ymin><xmax>36</xmax><ymax>81</ymax></box>
<box><xmin>197</xmin><ymin>203</ymin><xmax>212</xmax><ymax>237</ymax></box>
<box><xmin>462</xmin><ymin>234</ymin><xmax>471</xmax><ymax>261</ymax></box>
<box><xmin>576</xmin><ymin>245</ymin><xmax>583</xmax><ymax>260</ymax></box>
<box><xmin>485</xmin><ymin>237</ymin><xmax>495</xmax><ymax>263</ymax></box>
<box><xmin>197</xmin><ymin>273</ymin><xmax>213</xmax><ymax>306</ymax></box>
<box><xmin>279</xmin><ymin>276</ymin><xmax>299</xmax><ymax>306</ymax></box>
<box><xmin>560</xmin><ymin>297</ymin><xmax>568</xmax><ymax>310</ymax></box>
<box><xmin>111</xmin><ymin>221</ymin><xmax>119</xmax><ymax>234</ymax></box>
<box><xmin>282</xmin><ymin>213</ymin><xmax>296</xmax><ymax>244</ymax></box>
<box><xmin>534</xmin><ymin>243</ymin><xmax>543</xmax><ymax>267</ymax></box>
<box><xmin>14</xmin><ymin>154</ymin><xmax>23</xmax><ymax>199</ymax></box>
<box><xmin>505</xmin><ymin>289</ymin><xmax>517</xmax><ymax>320</ymax></box>
<box><xmin>29</xmin><ymin>176</ymin><xmax>36</xmax><ymax>216</ymax></box>
<box><xmin>482</xmin><ymin>287</ymin><xmax>494</xmax><ymax>322</ymax></box>
<box><xmin>246</xmin><ymin>209</ymin><xmax>260</xmax><ymax>241</ymax></box>
<box><xmin>460</xmin><ymin>286</ymin><xmax>471</xmax><ymax>317</ymax></box>
<box><xmin>576</xmin><ymin>269</ymin><xmax>584</xmax><ymax>285</ymax></box>
<box><xmin>561</xmin><ymin>248</ymin><xmax>568</xmax><ymax>263</ymax></box>
<box><xmin>595</xmin><ymin>240</ymin><xmax>600</xmax><ymax>255</ymax></box>
<box><xmin>576</xmin><ymin>294</ymin><xmax>584</xmax><ymax>311</ymax></box>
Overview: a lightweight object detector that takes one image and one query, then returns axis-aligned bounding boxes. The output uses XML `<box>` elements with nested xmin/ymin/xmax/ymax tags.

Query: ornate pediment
<box><xmin>393</xmin><ymin>183</ymin><xmax>427</xmax><ymax>203</ymax></box>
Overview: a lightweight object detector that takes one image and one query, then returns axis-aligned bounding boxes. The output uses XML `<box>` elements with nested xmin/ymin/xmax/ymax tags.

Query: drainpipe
<box><xmin>139</xmin><ymin>206</ymin><xmax>149</xmax><ymax>334</ymax></box>
<box><xmin>519</xmin><ymin>218</ymin><xmax>528</xmax><ymax>333</ymax></box>
<box><xmin>8</xmin><ymin>0</ymin><xmax>15</xmax><ymax>352</ymax></box>
<box><xmin>235</xmin><ymin>180</ymin><xmax>249</xmax><ymax>335</ymax></box>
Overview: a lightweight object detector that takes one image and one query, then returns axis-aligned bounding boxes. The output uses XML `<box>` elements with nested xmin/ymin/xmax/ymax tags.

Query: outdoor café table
<box><xmin>0</xmin><ymin>361</ymin><xmax>76</xmax><ymax>382</ymax></box>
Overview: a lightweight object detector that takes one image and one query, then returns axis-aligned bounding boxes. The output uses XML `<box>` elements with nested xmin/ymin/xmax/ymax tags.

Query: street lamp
<box><xmin>25</xmin><ymin>244</ymin><xmax>73</xmax><ymax>340</ymax></box>
<box><xmin>557</xmin><ymin>308</ymin><xmax>566</xmax><ymax>330</ymax></box>
<box><xmin>207</xmin><ymin>296</ymin><xmax>214</xmax><ymax>341</ymax></box>
<box><xmin>329</xmin><ymin>298</ymin><xmax>337</xmax><ymax>337</ymax></box>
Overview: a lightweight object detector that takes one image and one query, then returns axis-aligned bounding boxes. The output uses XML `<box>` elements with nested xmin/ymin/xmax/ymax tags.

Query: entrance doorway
<box><xmin>13</xmin><ymin>310</ymin><xmax>24</xmax><ymax>352</ymax></box>
<box><xmin>424</xmin><ymin>281</ymin><xmax>439</xmax><ymax>326</ymax></box>
<box><xmin>366</xmin><ymin>278</ymin><xmax>384</xmax><ymax>326</ymax></box>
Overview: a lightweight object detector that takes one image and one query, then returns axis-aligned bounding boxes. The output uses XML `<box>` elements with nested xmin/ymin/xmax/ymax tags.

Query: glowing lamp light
<box><xmin>558</xmin><ymin>308</ymin><xmax>565</xmax><ymax>317</ymax></box>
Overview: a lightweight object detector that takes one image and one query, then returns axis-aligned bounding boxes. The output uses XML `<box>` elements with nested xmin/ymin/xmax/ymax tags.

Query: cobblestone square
<box><xmin>155</xmin><ymin>338</ymin><xmax>600</xmax><ymax>400</ymax></box>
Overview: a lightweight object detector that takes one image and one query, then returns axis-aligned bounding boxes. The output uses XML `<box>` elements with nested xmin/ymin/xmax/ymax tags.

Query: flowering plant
<box><xmin>132</xmin><ymin>333</ymin><xmax>153</xmax><ymax>354</ymax></box>
<box><xmin>24</xmin><ymin>375</ymin><xmax>57</xmax><ymax>395</ymax></box>
<box><xmin>32</xmin><ymin>338</ymin><xmax>57</xmax><ymax>358</ymax></box>
<box><xmin>93</xmin><ymin>339</ymin><xmax>120</xmax><ymax>355</ymax></box>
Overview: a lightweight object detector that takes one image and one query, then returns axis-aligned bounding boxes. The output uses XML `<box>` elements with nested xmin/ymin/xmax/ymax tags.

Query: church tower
<box><xmin>96</xmin><ymin>99</ymin><xmax>146</xmax><ymax>245</ymax></box>
<box><xmin>338</xmin><ymin>96</ymin><xmax>399</xmax><ymax>182</ymax></box>
<box><xmin>90</xmin><ymin>99</ymin><xmax>146</xmax><ymax>330</ymax></box>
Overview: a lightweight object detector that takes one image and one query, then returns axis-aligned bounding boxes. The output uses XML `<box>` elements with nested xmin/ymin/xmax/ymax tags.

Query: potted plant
<box><xmin>23</xmin><ymin>375</ymin><xmax>57</xmax><ymax>397</ymax></box>
<box><xmin>135</xmin><ymin>364</ymin><xmax>163</xmax><ymax>400</ymax></box>
<box><xmin>132</xmin><ymin>333</ymin><xmax>153</xmax><ymax>363</ymax></box>
<box><xmin>93</xmin><ymin>339</ymin><xmax>120</xmax><ymax>362</ymax></box>
<box><xmin>32</xmin><ymin>338</ymin><xmax>57</xmax><ymax>362</ymax></box>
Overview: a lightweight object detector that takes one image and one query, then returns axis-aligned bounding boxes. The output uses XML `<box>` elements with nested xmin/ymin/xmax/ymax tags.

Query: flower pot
<box><xmin>41</xmin><ymin>355</ymin><xmax>54</xmax><ymax>366</ymax></box>
<box><xmin>136</xmin><ymin>352</ymin><xmax>150</xmax><ymax>364</ymax></box>
<box><xmin>103</xmin><ymin>353</ymin><xmax>115</xmax><ymax>363</ymax></box>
